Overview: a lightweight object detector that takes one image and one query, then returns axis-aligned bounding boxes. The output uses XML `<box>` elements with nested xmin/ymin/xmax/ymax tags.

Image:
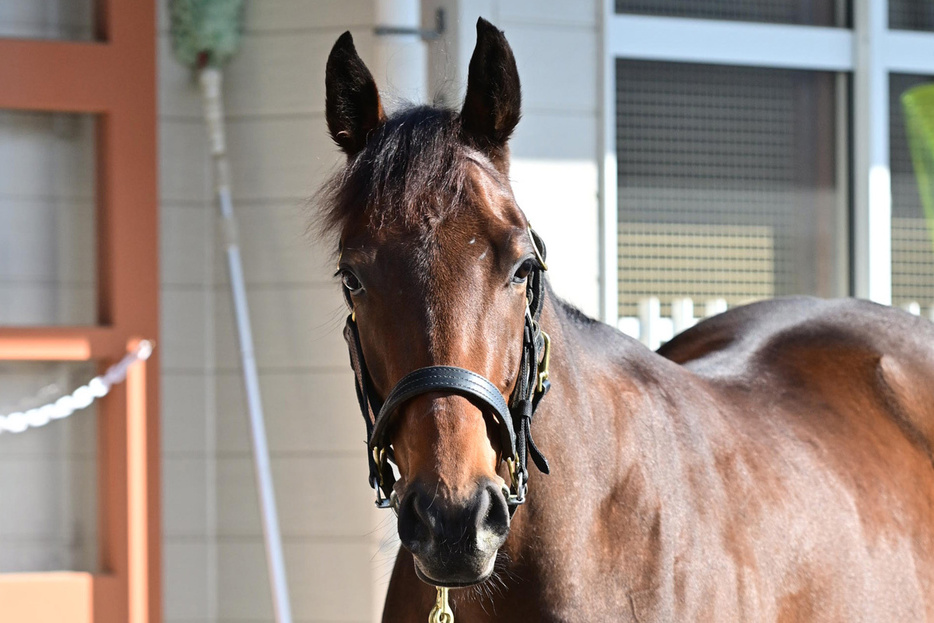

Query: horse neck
<box><xmin>509</xmin><ymin>283</ymin><xmax>682</xmax><ymax>559</ymax></box>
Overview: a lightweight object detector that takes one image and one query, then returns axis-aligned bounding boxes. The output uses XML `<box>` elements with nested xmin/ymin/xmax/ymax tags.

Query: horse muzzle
<box><xmin>397</xmin><ymin>478</ymin><xmax>510</xmax><ymax>587</ymax></box>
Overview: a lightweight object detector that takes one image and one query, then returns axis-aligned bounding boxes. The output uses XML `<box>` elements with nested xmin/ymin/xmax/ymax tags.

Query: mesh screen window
<box><xmin>616</xmin><ymin>61</ymin><xmax>846</xmax><ymax>317</ymax></box>
<box><xmin>614</xmin><ymin>0</ymin><xmax>847</xmax><ymax>27</ymax></box>
<box><xmin>891</xmin><ymin>73</ymin><xmax>934</xmax><ymax>308</ymax></box>
<box><xmin>890</xmin><ymin>1</ymin><xmax>934</xmax><ymax>31</ymax></box>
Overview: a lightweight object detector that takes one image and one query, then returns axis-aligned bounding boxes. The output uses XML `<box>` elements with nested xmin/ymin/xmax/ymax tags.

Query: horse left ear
<box><xmin>326</xmin><ymin>31</ymin><xmax>386</xmax><ymax>157</ymax></box>
<box><xmin>460</xmin><ymin>18</ymin><xmax>521</xmax><ymax>161</ymax></box>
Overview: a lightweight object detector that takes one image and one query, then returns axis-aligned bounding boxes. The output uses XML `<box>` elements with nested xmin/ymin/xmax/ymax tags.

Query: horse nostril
<box><xmin>477</xmin><ymin>482</ymin><xmax>510</xmax><ymax>541</ymax></box>
<box><xmin>398</xmin><ymin>481</ymin><xmax>510</xmax><ymax>565</ymax></box>
<box><xmin>397</xmin><ymin>490</ymin><xmax>432</xmax><ymax>556</ymax></box>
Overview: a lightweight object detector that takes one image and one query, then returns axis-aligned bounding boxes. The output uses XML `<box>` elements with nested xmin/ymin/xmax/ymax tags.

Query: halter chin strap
<box><xmin>342</xmin><ymin>227</ymin><xmax>552</xmax><ymax>512</ymax></box>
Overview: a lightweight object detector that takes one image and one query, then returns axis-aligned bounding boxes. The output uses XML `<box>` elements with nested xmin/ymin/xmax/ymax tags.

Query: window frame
<box><xmin>600</xmin><ymin>0</ymin><xmax>934</xmax><ymax>324</ymax></box>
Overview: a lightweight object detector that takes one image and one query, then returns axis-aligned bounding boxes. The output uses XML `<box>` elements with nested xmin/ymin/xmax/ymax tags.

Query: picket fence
<box><xmin>618</xmin><ymin>297</ymin><xmax>934</xmax><ymax>351</ymax></box>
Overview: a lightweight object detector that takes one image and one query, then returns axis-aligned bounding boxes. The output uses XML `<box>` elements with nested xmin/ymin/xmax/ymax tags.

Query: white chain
<box><xmin>0</xmin><ymin>340</ymin><xmax>154</xmax><ymax>435</ymax></box>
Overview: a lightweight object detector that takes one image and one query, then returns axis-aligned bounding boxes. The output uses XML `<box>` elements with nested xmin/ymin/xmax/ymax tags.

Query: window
<box><xmin>890</xmin><ymin>0</ymin><xmax>934</xmax><ymax>31</ymax></box>
<box><xmin>604</xmin><ymin>0</ymin><xmax>934</xmax><ymax>333</ymax></box>
<box><xmin>891</xmin><ymin>73</ymin><xmax>934</xmax><ymax>310</ymax></box>
<box><xmin>616</xmin><ymin>61</ymin><xmax>845</xmax><ymax>317</ymax></box>
<box><xmin>614</xmin><ymin>0</ymin><xmax>846</xmax><ymax>27</ymax></box>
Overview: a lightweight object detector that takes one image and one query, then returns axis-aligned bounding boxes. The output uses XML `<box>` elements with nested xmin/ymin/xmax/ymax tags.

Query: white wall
<box><xmin>426</xmin><ymin>0</ymin><xmax>602</xmax><ymax>316</ymax></box>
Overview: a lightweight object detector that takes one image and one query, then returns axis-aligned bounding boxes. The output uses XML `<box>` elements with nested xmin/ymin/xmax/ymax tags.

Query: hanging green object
<box><xmin>169</xmin><ymin>0</ymin><xmax>245</xmax><ymax>69</ymax></box>
<box><xmin>902</xmin><ymin>83</ymin><xmax>934</xmax><ymax>250</ymax></box>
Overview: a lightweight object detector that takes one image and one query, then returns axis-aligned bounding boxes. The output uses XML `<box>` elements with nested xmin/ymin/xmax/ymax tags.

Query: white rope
<box><xmin>0</xmin><ymin>340</ymin><xmax>154</xmax><ymax>435</ymax></box>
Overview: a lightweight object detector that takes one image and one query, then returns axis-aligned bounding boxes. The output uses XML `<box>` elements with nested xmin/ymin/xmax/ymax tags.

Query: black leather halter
<box><xmin>342</xmin><ymin>228</ymin><xmax>552</xmax><ymax>511</ymax></box>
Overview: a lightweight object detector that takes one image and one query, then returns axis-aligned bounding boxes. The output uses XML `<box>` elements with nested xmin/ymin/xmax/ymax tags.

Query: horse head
<box><xmin>321</xmin><ymin>19</ymin><xmax>548</xmax><ymax>588</ymax></box>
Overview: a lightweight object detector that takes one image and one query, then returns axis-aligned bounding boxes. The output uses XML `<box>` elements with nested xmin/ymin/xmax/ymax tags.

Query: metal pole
<box><xmin>374</xmin><ymin>0</ymin><xmax>427</xmax><ymax>101</ymax></box>
<box><xmin>199</xmin><ymin>67</ymin><xmax>294</xmax><ymax>623</ymax></box>
<box><xmin>599</xmin><ymin>0</ymin><xmax>620</xmax><ymax>324</ymax></box>
<box><xmin>853</xmin><ymin>0</ymin><xmax>892</xmax><ymax>303</ymax></box>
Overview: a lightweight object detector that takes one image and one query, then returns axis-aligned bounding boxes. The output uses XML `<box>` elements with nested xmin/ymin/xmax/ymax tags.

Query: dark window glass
<box><xmin>615</xmin><ymin>0</ymin><xmax>847</xmax><ymax>27</ymax></box>
<box><xmin>891</xmin><ymin>73</ymin><xmax>934</xmax><ymax>311</ymax></box>
<box><xmin>890</xmin><ymin>0</ymin><xmax>934</xmax><ymax>31</ymax></box>
<box><xmin>616</xmin><ymin>61</ymin><xmax>846</xmax><ymax>317</ymax></box>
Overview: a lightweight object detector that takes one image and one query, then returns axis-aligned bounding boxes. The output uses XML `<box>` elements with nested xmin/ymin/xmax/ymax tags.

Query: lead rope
<box><xmin>429</xmin><ymin>587</ymin><xmax>453</xmax><ymax>623</ymax></box>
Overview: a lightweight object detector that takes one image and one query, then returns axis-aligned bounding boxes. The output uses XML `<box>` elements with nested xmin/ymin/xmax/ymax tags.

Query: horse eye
<box><xmin>512</xmin><ymin>259</ymin><xmax>534</xmax><ymax>284</ymax></box>
<box><xmin>340</xmin><ymin>270</ymin><xmax>363</xmax><ymax>294</ymax></box>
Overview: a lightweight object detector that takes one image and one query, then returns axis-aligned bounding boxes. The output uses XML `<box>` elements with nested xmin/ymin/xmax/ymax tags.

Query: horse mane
<box><xmin>316</xmin><ymin>105</ymin><xmax>478</xmax><ymax>241</ymax></box>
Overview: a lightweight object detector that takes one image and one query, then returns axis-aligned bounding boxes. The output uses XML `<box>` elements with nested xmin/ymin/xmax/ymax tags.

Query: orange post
<box><xmin>0</xmin><ymin>0</ymin><xmax>160</xmax><ymax>621</ymax></box>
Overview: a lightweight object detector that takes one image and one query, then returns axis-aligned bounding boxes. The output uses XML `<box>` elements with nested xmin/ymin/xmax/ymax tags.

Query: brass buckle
<box><xmin>537</xmin><ymin>330</ymin><xmax>551</xmax><ymax>392</ymax></box>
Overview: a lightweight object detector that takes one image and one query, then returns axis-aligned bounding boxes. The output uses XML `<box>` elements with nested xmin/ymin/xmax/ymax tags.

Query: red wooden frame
<box><xmin>0</xmin><ymin>2</ymin><xmax>159</xmax><ymax>622</ymax></box>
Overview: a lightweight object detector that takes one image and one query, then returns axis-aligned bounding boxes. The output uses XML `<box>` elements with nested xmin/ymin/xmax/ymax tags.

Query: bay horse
<box><xmin>320</xmin><ymin>18</ymin><xmax>934</xmax><ymax>622</ymax></box>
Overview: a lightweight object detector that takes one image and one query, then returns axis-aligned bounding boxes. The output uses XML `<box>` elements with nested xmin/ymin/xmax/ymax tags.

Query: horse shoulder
<box><xmin>654</xmin><ymin>297</ymin><xmax>934</xmax><ymax>618</ymax></box>
<box><xmin>754</xmin><ymin>299</ymin><xmax>934</xmax><ymax>459</ymax></box>
<box><xmin>661</xmin><ymin>297</ymin><xmax>934</xmax><ymax>455</ymax></box>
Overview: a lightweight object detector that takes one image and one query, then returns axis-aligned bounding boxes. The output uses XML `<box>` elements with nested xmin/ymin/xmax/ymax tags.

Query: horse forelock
<box><xmin>317</xmin><ymin>104</ymin><xmax>510</xmax><ymax>246</ymax></box>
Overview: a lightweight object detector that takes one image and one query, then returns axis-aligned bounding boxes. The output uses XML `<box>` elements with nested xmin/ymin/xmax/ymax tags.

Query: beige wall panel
<box><xmin>226</xmin><ymin>117</ymin><xmax>340</xmax><ymax>202</ymax></box>
<box><xmin>216</xmin><ymin>456</ymin><xmax>371</xmax><ymax>538</ymax></box>
<box><xmin>163</xmin><ymin>458</ymin><xmax>210</xmax><ymax>537</ymax></box>
<box><xmin>217</xmin><ymin>540</ymin><xmax>373</xmax><ymax>621</ymax></box>
<box><xmin>225</xmin><ymin>32</ymin><xmax>375</xmax><ymax>118</ymax></box>
<box><xmin>162</xmin><ymin>205</ymin><xmax>213</xmax><ymax>287</ymax></box>
<box><xmin>158</xmin><ymin>35</ymin><xmax>206</xmax><ymax>121</ymax></box>
<box><xmin>161</xmin><ymin>288</ymin><xmax>212</xmax><ymax>371</ymax></box>
<box><xmin>160</xmin><ymin>120</ymin><xmax>211</xmax><ymax>204</ymax></box>
<box><xmin>213</xmin><ymin>204</ymin><xmax>334</xmax><ymax>287</ymax></box>
<box><xmin>215</xmin><ymin>369</ymin><xmax>360</xmax><ymax>455</ymax></box>
<box><xmin>161</xmin><ymin>372</ymin><xmax>210</xmax><ymax>456</ymax></box>
<box><xmin>244</xmin><ymin>0</ymin><xmax>375</xmax><ymax>33</ymax></box>
<box><xmin>164</xmin><ymin>540</ymin><xmax>211</xmax><ymax>620</ymax></box>
<box><xmin>213</xmin><ymin>285</ymin><xmax>348</xmax><ymax>370</ymax></box>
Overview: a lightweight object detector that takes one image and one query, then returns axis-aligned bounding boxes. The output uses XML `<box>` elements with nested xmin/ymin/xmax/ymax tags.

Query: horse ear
<box><xmin>326</xmin><ymin>32</ymin><xmax>386</xmax><ymax>157</ymax></box>
<box><xmin>460</xmin><ymin>18</ymin><xmax>521</xmax><ymax>159</ymax></box>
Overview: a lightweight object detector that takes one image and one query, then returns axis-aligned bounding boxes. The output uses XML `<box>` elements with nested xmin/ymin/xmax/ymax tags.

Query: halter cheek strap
<box><xmin>342</xmin><ymin>227</ymin><xmax>552</xmax><ymax>511</ymax></box>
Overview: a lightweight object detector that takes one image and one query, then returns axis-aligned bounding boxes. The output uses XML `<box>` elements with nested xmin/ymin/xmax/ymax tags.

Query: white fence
<box><xmin>618</xmin><ymin>297</ymin><xmax>934</xmax><ymax>351</ymax></box>
<box><xmin>617</xmin><ymin>297</ymin><xmax>728</xmax><ymax>350</ymax></box>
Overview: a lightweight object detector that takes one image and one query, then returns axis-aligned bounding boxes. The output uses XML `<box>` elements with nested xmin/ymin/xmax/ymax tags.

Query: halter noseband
<box><xmin>342</xmin><ymin>227</ymin><xmax>552</xmax><ymax>512</ymax></box>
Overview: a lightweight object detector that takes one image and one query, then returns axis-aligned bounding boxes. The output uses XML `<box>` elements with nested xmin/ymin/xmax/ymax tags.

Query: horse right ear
<box><xmin>326</xmin><ymin>32</ymin><xmax>386</xmax><ymax>157</ymax></box>
<box><xmin>460</xmin><ymin>18</ymin><xmax>521</xmax><ymax>161</ymax></box>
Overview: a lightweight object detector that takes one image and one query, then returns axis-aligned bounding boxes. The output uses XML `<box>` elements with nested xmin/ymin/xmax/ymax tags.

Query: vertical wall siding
<box><xmin>158</xmin><ymin>1</ymin><xmax>380</xmax><ymax>622</ymax></box>
<box><xmin>158</xmin><ymin>5</ymin><xmax>216</xmax><ymax>618</ymax></box>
